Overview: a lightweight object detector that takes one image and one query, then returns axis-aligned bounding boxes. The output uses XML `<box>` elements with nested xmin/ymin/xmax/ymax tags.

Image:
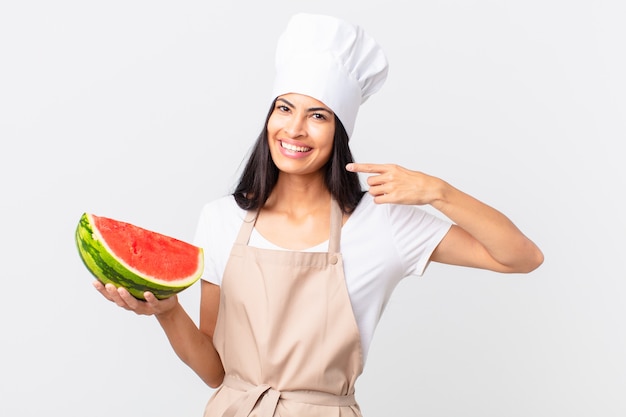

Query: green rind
<box><xmin>75</xmin><ymin>213</ymin><xmax>202</xmax><ymax>300</ymax></box>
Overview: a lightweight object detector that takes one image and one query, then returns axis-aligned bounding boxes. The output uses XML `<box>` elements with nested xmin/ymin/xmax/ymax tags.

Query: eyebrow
<box><xmin>276</xmin><ymin>98</ymin><xmax>333</xmax><ymax>114</ymax></box>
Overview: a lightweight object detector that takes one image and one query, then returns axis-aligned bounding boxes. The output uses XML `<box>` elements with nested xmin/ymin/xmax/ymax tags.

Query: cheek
<box><xmin>266</xmin><ymin>116</ymin><xmax>279</xmax><ymax>136</ymax></box>
<box><xmin>314</xmin><ymin>127</ymin><xmax>335</xmax><ymax>149</ymax></box>
<box><xmin>316</xmin><ymin>120</ymin><xmax>335</xmax><ymax>145</ymax></box>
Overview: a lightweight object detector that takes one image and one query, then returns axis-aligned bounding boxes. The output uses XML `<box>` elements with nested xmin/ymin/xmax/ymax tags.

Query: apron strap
<box><xmin>328</xmin><ymin>197</ymin><xmax>342</xmax><ymax>254</ymax></box>
<box><xmin>235</xmin><ymin>198</ymin><xmax>343</xmax><ymax>253</ymax></box>
<box><xmin>234</xmin><ymin>208</ymin><xmax>258</xmax><ymax>246</ymax></box>
<box><xmin>221</xmin><ymin>375</ymin><xmax>356</xmax><ymax>417</ymax></box>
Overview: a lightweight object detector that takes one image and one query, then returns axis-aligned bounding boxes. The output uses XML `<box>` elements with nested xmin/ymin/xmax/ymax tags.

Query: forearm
<box><xmin>155</xmin><ymin>303</ymin><xmax>224</xmax><ymax>388</ymax></box>
<box><xmin>431</xmin><ymin>179</ymin><xmax>543</xmax><ymax>272</ymax></box>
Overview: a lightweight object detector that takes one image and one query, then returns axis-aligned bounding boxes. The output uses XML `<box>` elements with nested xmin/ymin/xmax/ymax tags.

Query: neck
<box><xmin>265</xmin><ymin>172</ymin><xmax>330</xmax><ymax>214</ymax></box>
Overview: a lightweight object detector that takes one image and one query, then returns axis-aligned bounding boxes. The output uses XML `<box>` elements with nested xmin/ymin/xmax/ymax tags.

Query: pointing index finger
<box><xmin>346</xmin><ymin>163</ymin><xmax>386</xmax><ymax>174</ymax></box>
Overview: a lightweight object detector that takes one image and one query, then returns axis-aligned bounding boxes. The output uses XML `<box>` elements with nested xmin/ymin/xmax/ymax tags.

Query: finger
<box><xmin>367</xmin><ymin>184</ymin><xmax>387</xmax><ymax>196</ymax></box>
<box><xmin>143</xmin><ymin>291</ymin><xmax>162</xmax><ymax>309</ymax></box>
<box><xmin>104</xmin><ymin>283</ymin><xmax>130</xmax><ymax>308</ymax></box>
<box><xmin>93</xmin><ymin>280</ymin><xmax>107</xmax><ymax>294</ymax></box>
<box><xmin>145</xmin><ymin>292</ymin><xmax>178</xmax><ymax>316</ymax></box>
<box><xmin>366</xmin><ymin>174</ymin><xmax>388</xmax><ymax>187</ymax></box>
<box><xmin>116</xmin><ymin>286</ymin><xmax>137</xmax><ymax>306</ymax></box>
<box><xmin>103</xmin><ymin>282</ymin><xmax>120</xmax><ymax>298</ymax></box>
<box><xmin>144</xmin><ymin>291</ymin><xmax>158</xmax><ymax>303</ymax></box>
<box><xmin>372</xmin><ymin>194</ymin><xmax>392</xmax><ymax>204</ymax></box>
<box><xmin>367</xmin><ymin>184</ymin><xmax>396</xmax><ymax>205</ymax></box>
<box><xmin>93</xmin><ymin>280</ymin><xmax>114</xmax><ymax>301</ymax></box>
<box><xmin>346</xmin><ymin>163</ymin><xmax>388</xmax><ymax>174</ymax></box>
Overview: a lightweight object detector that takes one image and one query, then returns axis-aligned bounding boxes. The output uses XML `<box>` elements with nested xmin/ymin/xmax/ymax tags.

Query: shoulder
<box><xmin>201</xmin><ymin>194</ymin><xmax>243</xmax><ymax>214</ymax></box>
<box><xmin>198</xmin><ymin>195</ymin><xmax>246</xmax><ymax>223</ymax></box>
<box><xmin>349</xmin><ymin>193</ymin><xmax>445</xmax><ymax>226</ymax></box>
<box><xmin>194</xmin><ymin>195</ymin><xmax>246</xmax><ymax>285</ymax></box>
<box><xmin>343</xmin><ymin>194</ymin><xmax>452</xmax><ymax>277</ymax></box>
<box><xmin>348</xmin><ymin>193</ymin><xmax>382</xmax><ymax>222</ymax></box>
<box><xmin>194</xmin><ymin>195</ymin><xmax>246</xmax><ymax>245</ymax></box>
<box><xmin>345</xmin><ymin>193</ymin><xmax>452</xmax><ymax>251</ymax></box>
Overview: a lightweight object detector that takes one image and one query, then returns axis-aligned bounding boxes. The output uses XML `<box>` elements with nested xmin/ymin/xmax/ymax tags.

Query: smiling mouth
<box><xmin>281</xmin><ymin>141</ymin><xmax>312</xmax><ymax>152</ymax></box>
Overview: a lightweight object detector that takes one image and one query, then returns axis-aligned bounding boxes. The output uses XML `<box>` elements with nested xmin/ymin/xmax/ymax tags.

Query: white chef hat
<box><xmin>271</xmin><ymin>13</ymin><xmax>389</xmax><ymax>138</ymax></box>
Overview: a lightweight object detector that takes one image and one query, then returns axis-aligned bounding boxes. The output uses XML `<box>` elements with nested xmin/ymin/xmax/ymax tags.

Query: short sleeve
<box><xmin>192</xmin><ymin>196</ymin><xmax>246</xmax><ymax>286</ymax></box>
<box><xmin>192</xmin><ymin>204</ymin><xmax>221</xmax><ymax>285</ymax></box>
<box><xmin>387</xmin><ymin>204</ymin><xmax>452</xmax><ymax>277</ymax></box>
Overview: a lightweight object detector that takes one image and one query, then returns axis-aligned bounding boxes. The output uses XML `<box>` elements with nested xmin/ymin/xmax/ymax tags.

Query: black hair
<box><xmin>233</xmin><ymin>100</ymin><xmax>364</xmax><ymax>214</ymax></box>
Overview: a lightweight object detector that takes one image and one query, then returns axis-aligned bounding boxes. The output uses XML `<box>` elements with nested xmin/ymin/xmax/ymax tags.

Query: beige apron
<box><xmin>203</xmin><ymin>199</ymin><xmax>364</xmax><ymax>417</ymax></box>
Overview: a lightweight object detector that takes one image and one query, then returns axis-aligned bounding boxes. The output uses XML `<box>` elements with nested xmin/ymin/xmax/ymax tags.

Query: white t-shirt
<box><xmin>193</xmin><ymin>193</ymin><xmax>452</xmax><ymax>362</ymax></box>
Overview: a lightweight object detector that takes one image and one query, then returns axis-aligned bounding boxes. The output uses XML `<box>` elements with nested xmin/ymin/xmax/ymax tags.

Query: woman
<box><xmin>94</xmin><ymin>13</ymin><xmax>543</xmax><ymax>417</ymax></box>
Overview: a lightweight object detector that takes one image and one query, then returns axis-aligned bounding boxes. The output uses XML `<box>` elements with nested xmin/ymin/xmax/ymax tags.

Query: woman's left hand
<box><xmin>346</xmin><ymin>162</ymin><xmax>442</xmax><ymax>206</ymax></box>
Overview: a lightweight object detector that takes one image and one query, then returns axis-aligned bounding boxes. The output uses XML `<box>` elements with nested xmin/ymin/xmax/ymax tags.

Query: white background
<box><xmin>1</xmin><ymin>1</ymin><xmax>625</xmax><ymax>416</ymax></box>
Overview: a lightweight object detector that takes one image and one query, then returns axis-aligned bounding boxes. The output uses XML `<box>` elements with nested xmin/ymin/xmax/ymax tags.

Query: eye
<box><xmin>311</xmin><ymin>112</ymin><xmax>327</xmax><ymax>120</ymax></box>
<box><xmin>276</xmin><ymin>105</ymin><xmax>290</xmax><ymax>113</ymax></box>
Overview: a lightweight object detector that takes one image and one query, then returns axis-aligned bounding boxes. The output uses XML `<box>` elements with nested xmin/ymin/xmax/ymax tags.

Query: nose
<box><xmin>283</xmin><ymin>114</ymin><xmax>306</xmax><ymax>138</ymax></box>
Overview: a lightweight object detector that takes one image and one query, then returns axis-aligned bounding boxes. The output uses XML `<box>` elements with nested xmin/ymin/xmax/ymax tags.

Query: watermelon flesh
<box><xmin>76</xmin><ymin>213</ymin><xmax>203</xmax><ymax>300</ymax></box>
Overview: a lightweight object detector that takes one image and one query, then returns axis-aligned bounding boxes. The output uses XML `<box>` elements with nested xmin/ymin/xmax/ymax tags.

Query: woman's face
<box><xmin>267</xmin><ymin>93</ymin><xmax>336</xmax><ymax>177</ymax></box>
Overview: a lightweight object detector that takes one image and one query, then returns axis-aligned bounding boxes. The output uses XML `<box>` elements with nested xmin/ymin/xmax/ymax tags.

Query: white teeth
<box><xmin>281</xmin><ymin>141</ymin><xmax>311</xmax><ymax>152</ymax></box>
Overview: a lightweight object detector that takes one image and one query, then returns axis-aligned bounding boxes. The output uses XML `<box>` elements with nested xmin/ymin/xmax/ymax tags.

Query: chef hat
<box><xmin>271</xmin><ymin>13</ymin><xmax>389</xmax><ymax>138</ymax></box>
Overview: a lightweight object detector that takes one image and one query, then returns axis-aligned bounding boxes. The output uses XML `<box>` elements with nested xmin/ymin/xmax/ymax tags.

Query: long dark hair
<box><xmin>233</xmin><ymin>100</ymin><xmax>364</xmax><ymax>214</ymax></box>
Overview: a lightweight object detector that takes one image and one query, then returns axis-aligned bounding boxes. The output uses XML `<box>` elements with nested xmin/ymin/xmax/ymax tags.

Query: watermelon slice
<box><xmin>75</xmin><ymin>213</ymin><xmax>203</xmax><ymax>300</ymax></box>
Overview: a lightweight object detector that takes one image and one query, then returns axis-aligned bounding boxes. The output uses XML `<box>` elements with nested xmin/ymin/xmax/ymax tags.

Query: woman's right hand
<box><xmin>92</xmin><ymin>280</ymin><xmax>179</xmax><ymax>317</ymax></box>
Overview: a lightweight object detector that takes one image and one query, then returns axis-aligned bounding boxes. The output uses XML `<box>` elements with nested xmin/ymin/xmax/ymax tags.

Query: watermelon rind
<box><xmin>75</xmin><ymin>213</ymin><xmax>203</xmax><ymax>300</ymax></box>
